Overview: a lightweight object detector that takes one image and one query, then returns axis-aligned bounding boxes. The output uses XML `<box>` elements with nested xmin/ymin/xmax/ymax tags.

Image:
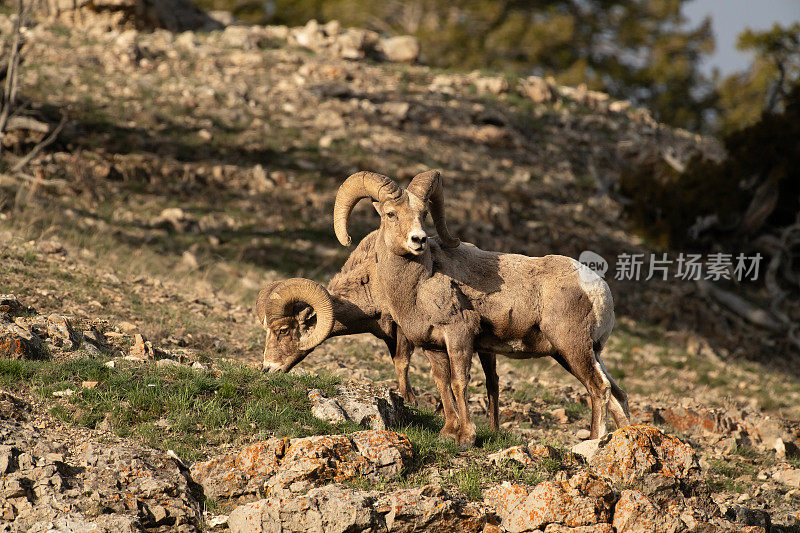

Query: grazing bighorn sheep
<box><xmin>255</xmin><ymin>234</ymin><xmax>415</xmax><ymax>402</ymax></box>
<box><xmin>333</xmin><ymin>170</ymin><xmax>630</xmax><ymax>446</ymax></box>
<box><xmin>256</xmin><ymin>231</ymin><xmax>502</xmax><ymax>431</ymax></box>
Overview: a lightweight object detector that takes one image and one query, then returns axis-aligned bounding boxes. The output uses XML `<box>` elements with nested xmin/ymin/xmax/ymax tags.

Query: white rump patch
<box><xmin>569</xmin><ymin>258</ymin><xmax>614</xmax><ymax>342</ymax></box>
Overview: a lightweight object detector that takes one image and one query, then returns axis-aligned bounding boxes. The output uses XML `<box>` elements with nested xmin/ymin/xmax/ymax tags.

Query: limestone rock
<box><xmin>484</xmin><ymin>475</ymin><xmax>613</xmax><ymax>533</ymax></box>
<box><xmin>267</xmin><ymin>434</ymin><xmax>364</xmax><ymax>496</ymax></box>
<box><xmin>189</xmin><ymin>438</ymin><xmax>288</xmax><ymax>500</ymax></box>
<box><xmin>571</xmin><ymin>439</ymin><xmax>601</xmax><ymax>462</ymax></box>
<box><xmin>308</xmin><ymin>381</ymin><xmax>409</xmax><ymax>430</ymax></box>
<box><xmin>474</xmin><ymin>76</ymin><xmax>510</xmax><ymax>95</ymax></box>
<box><xmin>613</xmin><ymin>489</ymin><xmax>683</xmax><ymax>533</ymax></box>
<box><xmin>228</xmin><ymin>484</ymin><xmax>376</xmax><ymax>533</ymax></box>
<box><xmin>771</xmin><ymin>467</ymin><xmax>800</xmax><ymax>488</ymax></box>
<box><xmin>0</xmin><ymin>428</ymin><xmax>202</xmax><ymax>532</ymax></box>
<box><xmin>378</xmin><ymin>35</ymin><xmax>420</xmax><ymax>63</ymax></box>
<box><xmin>350</xmin><ymin>430</ymin><xmax>413</xmax><ymax>478</ymax></box>
<box><xmin>0</xmin><ymin>321</ymin><xmax>48</xmax><ymax>360</ymax></box>
<box><xmin>589</xmin><ymin>425</ymin><xmax>715</xmax><ymax>514</ymax></box>
<box><xmin>229</xmin><ymin>483</ymin><xmax>488</xmax><ymax>533</ymax></box>
<box><xmin>46</xmin><ymin>314</ymin><xmax>81</xmax><ymax>350</ymax></box>
<box><xmin>373</xmin><ymin>484</ymin><xmax>488</xmax><ymax>532</ymax></box>
<box><xmin>521</xmin><ymin>76</ymin><xmax>555</xmax><ymax>103</ymax></box>
<box><xmin>543</xmin><ymin>525</ymin><xmax>613</xmax><ymax>532</ymax></box>
<box><xmin>487</xmin><ymin>443</ymin><xmax>582</xmax><ymax>468</ymax></box>
<box><xmin>191</xmin><ymin>431</ymin><xmax>412</xmax><ymax>502</ymax></box>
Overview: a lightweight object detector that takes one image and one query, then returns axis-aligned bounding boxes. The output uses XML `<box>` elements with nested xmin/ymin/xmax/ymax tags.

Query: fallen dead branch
<box><xmin>10</xmin><ymin>112</ymin><xmax>66</xmax><ymax>173</ymax></box>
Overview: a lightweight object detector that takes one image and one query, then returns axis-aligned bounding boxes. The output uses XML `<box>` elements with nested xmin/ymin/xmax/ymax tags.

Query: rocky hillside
<box><xmin>1</xmin><ymin>2</ymin><xmax>800</xmax><ymax>531</ymax></box>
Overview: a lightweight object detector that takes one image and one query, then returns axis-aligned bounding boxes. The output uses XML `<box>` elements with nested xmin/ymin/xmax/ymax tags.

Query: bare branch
<box><xmin>10</xmin><ymin>112</ymin><xmax>67</xmax><ymax>173</ymax></box>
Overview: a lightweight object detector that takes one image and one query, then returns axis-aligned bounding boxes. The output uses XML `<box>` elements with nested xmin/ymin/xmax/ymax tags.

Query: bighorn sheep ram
<box><xmin>255</xmin><ymin>233</ymin><xmax>416</xmax><ymax>403</ymax></box>
<box><xmin>256</xmin><ymin>231</ymin><xmax>502</xmax><ymax>431</ymax></box>
<box><xmin>333</xmin><ymin>170</ymin><xmax>630</xmax><ymax>446</ymax></box>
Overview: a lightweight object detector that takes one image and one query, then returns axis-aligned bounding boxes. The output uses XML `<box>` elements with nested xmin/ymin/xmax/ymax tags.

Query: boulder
<box><xmin>373</xmin><ymin>484</ymin><xmax>488</xmax><ymax>532</ymax></box>
<box><xmin>0</xmin><ymin>322</ymin><xmax>48</xmax><ymax>360</ymax></box>
<box><xmin>378</xmin><ymin>35</ymin><xmax>420</xmax><ymax>63</ymax></box>
<box><xmin>543</xmin><ymin>525</ymin><xmax>613</xmax><ymax>532</ymax></box>
<box><xmin>771</xmin><ymin>467</ymin><xmax>800</xmax><ymax>488</ymax></box>
<box><xmin>46</xmin><ymin>314</ymin><xmax>81</xmax><ymax>351</ymax></box>
<box><xmin>520</xmin><ymin>76</ymin><xmax>555</xmax><ymax>103</ymax></box>
<box><xmin>571</xmin><ymin>439</ymin><xmax>601</xmax><ymax>462</ymax></box>
<box><xmin>229</xmin><ymin>483</ymin><xmax>488</xmax><ymax>533</ymax></box>
<box><xmin>589</xmin><ymin>425</ymin><xmax>715</xmax><ymax>515</ymax></box>
<box><xmin>191</xmin><ymin>431</ymin><xmax>412</xmax><ymax>502</ymax></box>
<box><xmin>484</xmin><ymin>474</ymin><xmax>613</xmax><ymax>533</ymax></box>
<box><xmin>267</xmin><ymin>434</ymin><xmax>365</xmax><ymax>496</ymax></box>
<box><xmin>613</xmin><ymin>489</ymin><xmax>683</xmax><ymax>533</ymax></box>
<box><xmin>351</xmin><ymin>430</ymin><xmax>413</xmax><ymax>479</ymax></box>
<box><xmin>487</xmin><ymin>443</ymin><xmax>582</xmax><ymax>468</ymax></box>
<box><xmin>308</xmin><ymin>381</ymin><xmax>409</xmax><ymax>430</ymax></box>
<box><xmin>289</xmin><ymin>20</ymin><xmax>380</xmax><ymax>61</ymax></box>
<box><xmin>189</xmin><ymin>438</ymin><xmax>288</xmax><ymax>500</ymax></box>
<box><xmin>228</xmin><ymin>484</ymin><xmax>376</xmax><ymax>533</ymax></box>
<box><xmin>474</xmin><ymin>76</ymin><xmax>510</xmax><ymax>95</ymax></box>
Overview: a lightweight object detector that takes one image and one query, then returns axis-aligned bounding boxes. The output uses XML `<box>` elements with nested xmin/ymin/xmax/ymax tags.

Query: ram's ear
<box><xmin>372</xmin><ymin>201</ymin><xmax>382</xmax><ymax>216</ymax></box>
<box><xmin>296</xmin><ymin>305</ymin><xmax>316</xmax><ymax>335</ymax></box>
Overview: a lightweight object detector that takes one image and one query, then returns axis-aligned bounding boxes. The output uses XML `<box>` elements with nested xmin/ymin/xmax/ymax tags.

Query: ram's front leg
<box><xmin>423</xmin><ymin>348</ymin><xmax>459</xmax><ymax>442</ymax></box>
<box><xmin>445</xmin><ymin>333</ymin><xmax>476</xmax><ymax>448</ymax></box>
<box><xmin>388</xmin><ymin>329</ymin><xmax>416</xmax><ymax>405</ymax></box>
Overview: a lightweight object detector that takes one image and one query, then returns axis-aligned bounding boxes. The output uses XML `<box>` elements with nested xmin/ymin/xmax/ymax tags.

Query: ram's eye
<box><xmin>386</xmin><ymin>211</ymin><xmax>397</xmax><ymax>219</ymax></box>
<box><xmin>278</xmin><ymin>326</ymin><xmax>290</xmax><ymax>336</ymax></box>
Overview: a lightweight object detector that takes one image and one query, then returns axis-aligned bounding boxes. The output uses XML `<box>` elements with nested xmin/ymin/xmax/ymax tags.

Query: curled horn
<box><xmin>256</xmin><ymin>280</ymin><xmax>283</xmax><ymax>327</ymax></box>
<box><xmin>333</xmin><ymin>171</ymin><xmax>401</xmax><ymax>246</ymax></box>
<box><xmin>407</xmin><ymin>170</ymin><xmax>460</xmax><ymax>248</ymax></box>
<box><xmin>257</xmin><ymin>278</ymin><xmax>334</xmax><ymax>350</ymax></box>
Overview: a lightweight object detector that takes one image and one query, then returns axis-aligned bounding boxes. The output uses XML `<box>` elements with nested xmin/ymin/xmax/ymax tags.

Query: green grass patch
<box><xmin>0</xmin><ymin>357</ymin><xmax>353</xmax><ymax>461</ymax></box>
<box><xmin>446</xmin><ymin>462</ymin><xmax>485</xmax><ymax>500</ymax></box>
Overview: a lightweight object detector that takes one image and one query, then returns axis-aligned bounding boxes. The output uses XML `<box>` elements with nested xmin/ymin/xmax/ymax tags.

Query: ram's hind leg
<box><xmin>595</xmin><ymin>350</ymin><xmax>630</xmax><ymax>429</ymax></box>
<box><xmin>478</xmin><ymin>352</ymin><xmax>499</xmax><ymax>433</ymax></box>
<box><xmin>549</xmin><ymin>339</ymin><xmax>611</xmax><ymax>440</ymax></box>
<box><xmin>423</xmin><ymin>349</ymin><xmax>459</xmax><ymax>442</ymax></box>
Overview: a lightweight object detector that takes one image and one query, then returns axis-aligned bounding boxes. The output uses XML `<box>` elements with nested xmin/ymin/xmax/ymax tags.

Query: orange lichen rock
<box><xmin>589</xmin><ymin>424</ymin><xmax>716</xmax><ymax>516</ymax></box>
<box><xmin>190</xmin><ymin>431</ymin><xmax>413</xmax><ymax>503</ymax></box>
<box><xmin>483</xmin><ymin>474</ymin><xmax>613</xmax><ymax>533</ymax></box>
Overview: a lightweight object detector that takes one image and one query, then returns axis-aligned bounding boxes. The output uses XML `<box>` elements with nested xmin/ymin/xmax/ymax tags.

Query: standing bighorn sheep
<box><xmin>256</xmin><ymin>231</ymin><xmax>502</xmax><ymax>431</ymax></box>
<box><xmin>333</xmin><ymin>170</ymin><xmax>630</xmax><ymax>446</ymax></box>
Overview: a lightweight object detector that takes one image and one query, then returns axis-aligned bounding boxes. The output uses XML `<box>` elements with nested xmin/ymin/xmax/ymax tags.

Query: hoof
<box><xmin>403</xmin><ymin>392</ymin><xmax>418</xmax><ymax>407</ymax></box>
<box><xmin>457</xmin><ymin>439</ymin><xmax>474</xmax><ymax>451</ymax></box>
<box><xmin>438</xmin><ymin>432</ymin><xmax>457</xmax><ymax>443</ymax></box>
<box><xmin>456</xmin><ymin>431</ymin><xmax>476</xmax><ymax>450</ymax></box>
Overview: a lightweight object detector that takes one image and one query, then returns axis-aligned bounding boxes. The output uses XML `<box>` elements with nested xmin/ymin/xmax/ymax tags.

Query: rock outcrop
<box><xmin>0</xmin><ymin>393</ymin><xmax>203</xmax><ymax>532</ymax></box>
<box><xmin>190</xmin><ymin>431</ymin><xmax>412</xmax><ymax>502</ymax></box>
<box><xmin>308</xmin><ymin>380</ymin><xmax>409</xmax><ymax>430</ymax></box>
<box><xmin>589</xmin><ymin>424</ymin><xmax>716</xmax><ymax>516</ymax></box>
<box><xmin>228</xmin><ymin>483</ymin><xmax>488</xmax><ymax>533</ymax></box>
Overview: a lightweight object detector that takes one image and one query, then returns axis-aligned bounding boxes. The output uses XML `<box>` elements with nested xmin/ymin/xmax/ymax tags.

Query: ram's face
<box><xmin>261</xmin><ymin>309</ymin><xmax>315</xmax><ymax>372</ymax></box>
<box><xmin>378</xmin><ymin>192</ymin><xmax>429</xmax><ymax>256</ymax></box>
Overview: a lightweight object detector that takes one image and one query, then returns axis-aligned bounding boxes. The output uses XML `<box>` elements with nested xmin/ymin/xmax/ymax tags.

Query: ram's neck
<box><xmin>373</xmin><ymin>229</ymin><xmax>432</xmax><ymax>337</ymax></box>
<box><xmin>328</xmin><ymin>293</ymin><xmax>379</xmax><ymax>337</ymax></box>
